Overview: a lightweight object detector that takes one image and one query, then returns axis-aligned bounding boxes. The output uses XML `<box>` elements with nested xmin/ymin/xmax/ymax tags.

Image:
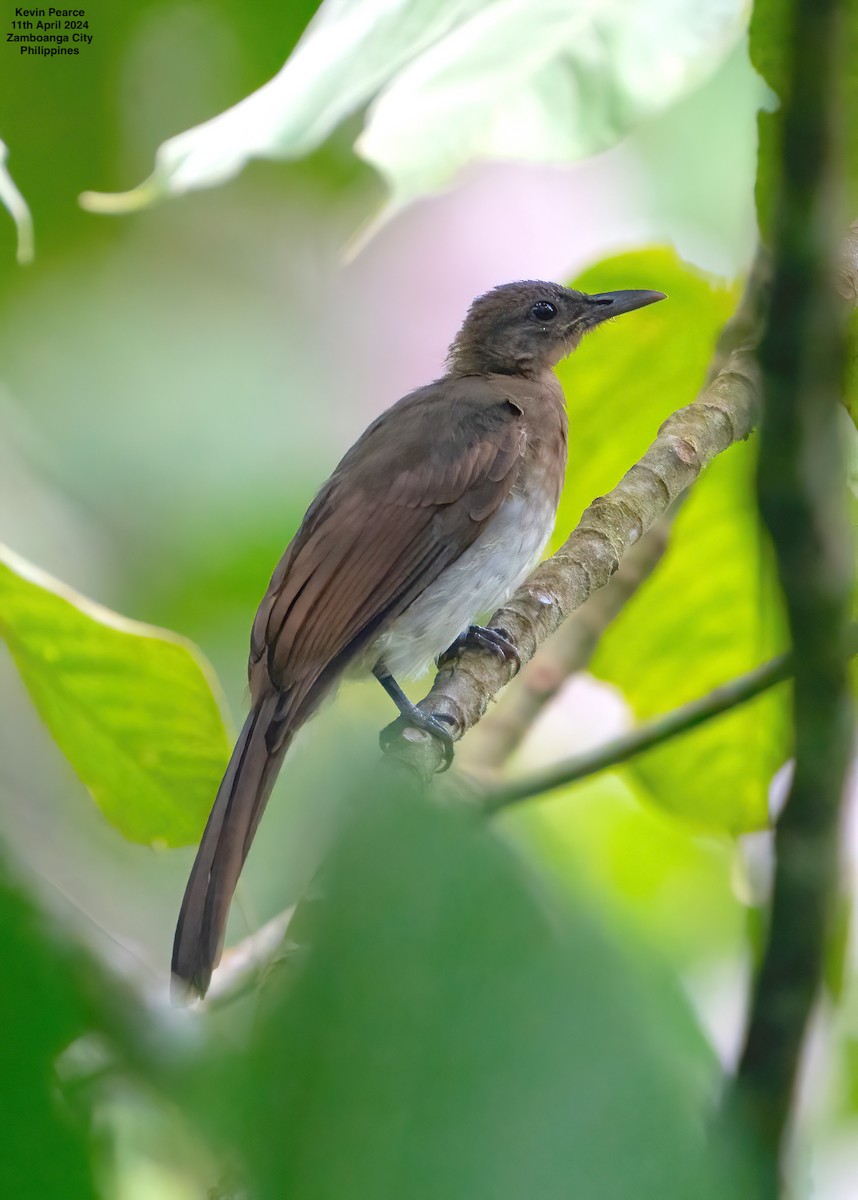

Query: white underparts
<box><xmin>370</xmin><ymin>491</ymin><xmax>556</xmax><ymax>678</ymax></box>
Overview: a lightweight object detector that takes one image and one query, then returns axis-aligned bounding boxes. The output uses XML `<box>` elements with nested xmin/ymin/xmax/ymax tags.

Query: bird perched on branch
<box><xmin>172</xmin><ymin>279</ymin><xmax>665</xmax><ymax>996</ymax></box>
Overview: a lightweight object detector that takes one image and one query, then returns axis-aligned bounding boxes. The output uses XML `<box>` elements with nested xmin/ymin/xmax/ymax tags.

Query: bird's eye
<box><xmin>530</xmin><ymin>301</ymin><xmax>557</xmax><ymax>322</ymax></box>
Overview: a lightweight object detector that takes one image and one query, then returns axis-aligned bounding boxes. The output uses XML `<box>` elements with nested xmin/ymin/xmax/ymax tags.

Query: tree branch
<box><xmin>382</xmin><ymin>341</ymin><xmax>761</xmax><ymax>782</ymax></box>
<box><xmin>460</xmin><ymin>511</ymin><xmax>678</xmax><ymax>772</ymax></box>
<box><xmin>205</xmin><ymin>908</ymin><xmax>296</xmax><ymax>1008</ymax></box>
<box><xmin>731</xmin><ymin>0</ymin><xmax>854</xmax><ymax>1176</ymax></box>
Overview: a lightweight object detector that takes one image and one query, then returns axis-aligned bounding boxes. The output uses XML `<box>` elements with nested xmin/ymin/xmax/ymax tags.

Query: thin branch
<box><xmin>732</xmin><ymin>0</ymin><xmax>854</xmax><ymax>1175</ymax></box>
<box><xmin>484</xmin><ymin>651</ymin><xmax>790</xmax><ymax>813</ymax></box>
<box><xmin>382</xmin><ymin>337</ymin><xmax>762</xmax><ymax>783</ymax></box>
<box><xmin>482</xmin><ymin>628</ymin><xmax>858</xmax><ymax>814</ymax></box>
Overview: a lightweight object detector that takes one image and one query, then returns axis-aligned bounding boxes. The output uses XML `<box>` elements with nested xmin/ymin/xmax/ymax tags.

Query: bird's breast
<box><xmin>371</xmin><ymin>479</ymin><xmax>559</xmax><ymax>679</ymax></box>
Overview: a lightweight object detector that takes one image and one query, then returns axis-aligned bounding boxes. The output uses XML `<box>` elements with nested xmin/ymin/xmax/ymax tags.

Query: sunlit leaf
<box><xmin>358</xmin><ymin>0</ymin><xmax>749</xmax><ymax>226</ymax></box>
<box><xmin>555</xmin><ymin>247</ymin><xmax>738</xmax><ymax>539</ymax></box>
<box><xmin>592</xmin><ymin>442</ymin><xmax>788</xmax><ymax>832</ymax></box>
<box><xmin>515</xmin><ymin>773</ymin><xmax>744</xmax><ymax>969</ymax></box>
<box><xmin>221</xmin><ymin>784</ymin><xmax>736</xmax><ymax>1200</ymax></box>
<box><xmin>82</xmin><ymin>0</ymin><xmax>748</xmax><ymax>235</ymax></box>
<box><xmin>555</xmin><ymin>248</ymin><xmax>787</xmax><ymax>831</ymax></box>
<box><xmin>80</xmin><ymin>0</ymin><xmax>483</xmax><ymax>212</ymax></box>
<box><xmin>0</xmin><ymin>545</ymin><xmax>231</xmax><ymax>846</ymax></box>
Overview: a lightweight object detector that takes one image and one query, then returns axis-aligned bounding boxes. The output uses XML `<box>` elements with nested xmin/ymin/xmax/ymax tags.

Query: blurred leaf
<box><xmin>750</xmin><ymin>0</ymin><xmax>858</xmax><ymax>232</ymax></box>
<box><xmin>0</xmin><ymin>856</ymin><xmax>202</xmax><ymax>1197</ymax></box>
<box><xmin>83</xmin><ymin>0</ymin><xmax>748</xmax><ymax>230</ymax></box>
<box><xmin>0</xmin><ymin>544</ymin><xmax>231</xmax><ymax>846</ymax></box>
<box><xmin>80</xmin><ymin>0</ymin><xmax>483</xmax><ymax>212</ymax></box>
<box><xmin>624</xmin><ymin>38</ymin><xmax>771</xmax><ymax>278</ymax></box>
<box><xmin>357</xmin><ymin>0</ymin><xmax>749</xmax><ymax>227</ymax></box>
<box><xmin>842</xmin><ymin>1036</ymin><xmax>858</xmax><ymax>1115</ymax></box>
<box><xmin>555</xmin><ymin>248</ymin><xmax>786</xmax><ymax>831</ymax></box>
<box><xmin>0</xmin><ymin>865</ymin><xmax>97</xmax><ymax>1199</ymax></box>
<box><xmin>0</xmin><ymin>139</ymin><xmax>33</xmax><ymax>264</ymax></box>
<box><xmin>0</xmin><ymin>0</ymin><xmax>324</xmax><ymax>268</ymax></box>
<box><xmin>823</xmin><ymin>888</ymin><xmax>852</xmax><ymax>1003</ymax></box>
<box><xmin>220</xmin><ymin>782</ymin><xmax>735</xmax><ymax>1200</ymax></box>
<box><xmin>746</xmin><ymin>0</ymin><xmax>788</xmax><ymax>240</ymax></box>
<box><xmin>593</xmin><ymin>444</ymin><xmax>788</xmax><ymax>831</ymax></box>
<box><xmin>516</xmin><ymin>773</ymin><xmax>744</xmax><ymax>968</ymax></box>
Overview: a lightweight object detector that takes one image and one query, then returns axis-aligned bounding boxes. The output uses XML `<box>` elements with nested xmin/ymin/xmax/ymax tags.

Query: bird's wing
<box><xmin>249</xmin><ymin>377</ymin><xmax>528</xmax><ymax>710</ymax></box>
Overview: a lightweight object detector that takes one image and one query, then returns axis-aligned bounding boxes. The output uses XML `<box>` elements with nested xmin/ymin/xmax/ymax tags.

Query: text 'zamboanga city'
<box><xmin>8</xmin><ymin>6</ymin><xmax>93</xmax><ymax>53</ymax></box>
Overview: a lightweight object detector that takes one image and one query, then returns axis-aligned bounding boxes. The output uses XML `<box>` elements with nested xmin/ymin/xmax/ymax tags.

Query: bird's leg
<box><xmin>373</xmin><ymin>664</ymin><xmax>456</xmax><ymax>772</ymax></box>
<box><xmin>436</xmin><ymin>624</ymin><xmax>521</xmax><ymax>672</ymax></box>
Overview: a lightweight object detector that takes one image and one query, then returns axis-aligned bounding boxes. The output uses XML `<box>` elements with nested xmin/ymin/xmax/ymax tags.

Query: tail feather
<box><xmin>171</xmin><ymin>692</ymin><xmax>289</xmax><ymax>997</ymax></box>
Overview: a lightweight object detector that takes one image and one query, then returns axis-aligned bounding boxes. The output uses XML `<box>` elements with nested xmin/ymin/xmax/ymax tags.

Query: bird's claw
<box><xmin>379</xmin><ymin>710</ymin><xmax>457</xmax><ymax>772</ymax></box>
<box><xmin>437</xmin><ymin>624</ymin><xmax>521</xmax><ymax>672</ymax></box>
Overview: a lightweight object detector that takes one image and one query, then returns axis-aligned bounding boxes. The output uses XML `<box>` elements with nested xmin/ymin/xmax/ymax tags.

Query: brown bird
<box><xmin>172</xmin><ymin>280</ymin><xmax>665</xmax><ymax>996</ymax></box>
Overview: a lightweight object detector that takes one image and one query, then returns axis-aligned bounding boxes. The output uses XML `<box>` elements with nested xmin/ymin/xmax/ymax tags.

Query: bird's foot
<box><xmin>437</xmin><ymin>624</ymin><xmax>521</xmax><ymax>672</ymax></box>
<box><xmin>379</xmin><ymin>709</ymin><xmax>457</xmax><ymax>772</ymax></box>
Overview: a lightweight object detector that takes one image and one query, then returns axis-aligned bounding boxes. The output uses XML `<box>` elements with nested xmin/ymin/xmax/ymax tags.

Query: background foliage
<box><xmin>1</xmin><ymin>0</ymin><xmax>856</xmax><ymax>1197</ymax></box>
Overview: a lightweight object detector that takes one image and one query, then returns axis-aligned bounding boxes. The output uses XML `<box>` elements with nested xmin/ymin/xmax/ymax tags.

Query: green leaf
<box><xmin>592</xmin><ymin>443</ymin><xmax>788</xmax><ymax>832</ymax></box>
<box><xmin>80</xmin><ymin>0</ymin><xmax>483</xmax><ymax>213</ymax></box>
<box><xmin>750</xmin><ymin>0</ymin><xmax>858</xmax><ymax>231</ymax></box>
<box><xmin>222</xmin><ymin>784</ymin><xmax>738</xmax><ymax>1200</ymax></box>
<box><xmin>555</xmin><ymin>247</ymin><xmax>739</xmax><ymax>541</ymax></box>
<box><xmin>357</xmin><ymin>0</ymin><xmax>749</xmax><ymax>226</ymax></box>
<box><xmin>0</xmin><ymin>545</ymin><xmax>231</xmax><ymax>846</ymax></box>
<box><xmin>82</xmin><ymin>0</ymin><xmax>748</xmax><ymax>232</ymax></box>
<box><xmin>0</xmin><ymin>866</ymin><xmax>97</xmax><ymax>1199</ymax></box>
<box><xmin>516</xmin><ymin>773</ymin><xmax>745</xmax><ymax>969</ymax></box>
<box><xmin>555</xmin><ymin>248</ymin><xmax>786</xmax><ymax>831</ymax></box>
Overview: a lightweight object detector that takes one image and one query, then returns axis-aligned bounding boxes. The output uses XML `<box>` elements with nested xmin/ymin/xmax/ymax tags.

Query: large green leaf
<box><xmin>555</xmin><ymin>247</ymin><xmax>738</xmax><ymax>541</ymax></box>
<box><xmin>357</xmin><ymin>0</ymin><xmax>748</xmax><ymax>223</ymax></box>
<box><xmin>0</xmin><ymin>545</ymin><xmax>231</xmax><ymax>846</ymax></box>
<box><xmin>592</xmin><ymin>442</ymin><xmax>788</xmax><ymax>831</ymax></box>
<box><xmin>82</xmin><ymin>0</ymin><xmax>748</xmax><ymax>231</ymax></box>
<box><xmin>217</xmin><ymin>783</ymin><xmax>744</xmax><ymax>1200</ymax></box>
<box><xmin>554</xmin><ymin>248</ymin><xmax>786</xmax><ymax>831</ymax></box>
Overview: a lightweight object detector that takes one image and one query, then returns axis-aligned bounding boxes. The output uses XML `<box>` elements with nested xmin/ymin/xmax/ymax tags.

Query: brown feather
<box><xmin>172</xmin><ymin>272</ymin><xmax>633</xmax><ymax>997</ymax></box>
<box><xmin>173</xmin><ymin>278</ymin><xmax>665</xmax><ymax>996</ymax></box>
<box><xmin>252</xmin><ymin>376</ymin><xmax>531</xmax><ymax>698</ymax></box>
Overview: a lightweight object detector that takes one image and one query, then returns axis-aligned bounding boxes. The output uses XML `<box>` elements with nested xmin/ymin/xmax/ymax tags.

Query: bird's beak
<box><xmin>584</xmin><ymin>289</ymin><xmax>667</xmax><ymax>327</ymax></box>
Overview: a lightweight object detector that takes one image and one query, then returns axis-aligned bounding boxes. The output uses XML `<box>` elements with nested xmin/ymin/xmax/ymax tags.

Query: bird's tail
<box><xmin>171</xmin><ymin>692</ymin><xmax>290</xmax><ymax>997</ymax></box>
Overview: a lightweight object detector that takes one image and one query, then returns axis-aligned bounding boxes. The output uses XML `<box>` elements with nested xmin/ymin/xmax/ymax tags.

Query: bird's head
<box><xmin>447</xmin><ymin>280</ymin><xmax>666</xmax><ymax>377</ymax></box>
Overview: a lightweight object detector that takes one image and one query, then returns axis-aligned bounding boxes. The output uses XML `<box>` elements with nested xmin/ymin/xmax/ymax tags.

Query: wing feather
<box><xmin>249</xmin><ymin>377</ymin><xmax>529</xmax><ymax>701</ymax></box>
